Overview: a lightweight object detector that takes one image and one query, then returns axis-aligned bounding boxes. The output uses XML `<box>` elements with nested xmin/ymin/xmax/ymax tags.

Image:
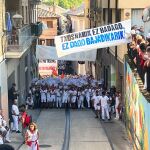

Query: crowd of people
<box><xmin>3</xmin><ymin>75</ymin><xmax>122</xmax><ymax>149</ymax></box>
<box><xmin>26</xmin><ymin>75</ymin><xmax>122</xmax><ymax>120</ymax></box>
<box><xmin>128</xmin><ymin>25</ymin><xmax>150</xmax><ymax>91</ymax></box>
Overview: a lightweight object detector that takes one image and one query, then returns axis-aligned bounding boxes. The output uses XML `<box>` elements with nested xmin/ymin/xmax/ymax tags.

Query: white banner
<box><xmin>36</xmin><ymin>45</ymin><xmax>97</xmax><ymax>61</ymax></box>
<box><xmin>55</xmin><ymin>20</ymin><xmax>131</xmax><ymax>57</ymax></box>
<box><xmin>39</xmin><ymin>61</ymin><xmax>57</xmax><ymax>77</ymax></box>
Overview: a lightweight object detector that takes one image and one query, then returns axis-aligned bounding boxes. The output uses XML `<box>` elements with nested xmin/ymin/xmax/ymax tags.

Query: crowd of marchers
<box><xmin>25</xmin><ymin>75</ymin><xmax>122</xmax><ymax>121</ymax></box>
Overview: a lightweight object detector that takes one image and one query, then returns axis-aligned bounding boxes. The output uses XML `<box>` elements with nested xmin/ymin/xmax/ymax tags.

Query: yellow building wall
<box><xmin>84</xmin><ymin>0</ymin><xmax>90</xmax><ymax>29</ymax></box>
<box><xmin>102</xmin><ymin>0</ymin><xmax>149</xmax><ymax>8</ymax></box>
<box><xmin>118</xmin><ymin>0</ymin><xmax>149</xmax><ymax>9</ymax></box>
<box><xmin>101</xmin><ymin>0</ymin><xmax>108</xmax><ymax>8</ymax></box>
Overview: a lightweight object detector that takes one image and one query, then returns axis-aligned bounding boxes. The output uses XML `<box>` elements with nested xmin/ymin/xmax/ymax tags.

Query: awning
<box><xmin>36</xmin><ymin>45</ymin><xmax>97</xmax><ymax>61</ymax></box>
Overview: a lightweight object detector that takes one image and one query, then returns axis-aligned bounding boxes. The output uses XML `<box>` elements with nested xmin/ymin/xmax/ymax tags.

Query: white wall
<box><xmin>7</xmin><ymin>59</ymin><xmax>19</xmax><ymax>87</ymax></box>
<box><xmin>0</xmin><ymin>60</ymin><xmax>9</xmax><ymax>121</ymax></box>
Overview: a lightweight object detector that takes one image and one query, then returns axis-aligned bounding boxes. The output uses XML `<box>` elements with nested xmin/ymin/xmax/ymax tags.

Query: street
<box><xmin>12</xmin><ymin>109</ymin><xmax>131</xmax><ymax>150</ymax></box>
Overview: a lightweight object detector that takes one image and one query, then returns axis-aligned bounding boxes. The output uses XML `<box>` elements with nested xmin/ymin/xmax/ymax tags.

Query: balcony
<box><xmin>31</xmin><ymin>22</ymin><xmax>43</xmax><ymax>36</ymax></box>
<box><xmin>29</xmin><ymin>0</ymin><xmax>42</xmax><ymax>5</ymax></box>
<box><xmin>4</xmin><ymin>25</ymin><xmax>33</xmax><ymax>58</ymax></box>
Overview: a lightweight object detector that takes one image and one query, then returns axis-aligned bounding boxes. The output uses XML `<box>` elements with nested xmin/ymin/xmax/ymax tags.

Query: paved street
<box><xmin>69</xmin><ymin>110</ymin><xmax>111</xmax><ymax>150</ymax></box>
<box><xmin>9</xmin><ymin>109</ymin><xmax>131</xmax><ymax>150</ymax></box>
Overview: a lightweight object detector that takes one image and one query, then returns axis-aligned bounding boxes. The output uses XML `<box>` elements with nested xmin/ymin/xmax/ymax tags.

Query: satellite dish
<box><xmin>142</xmin><ymin>7</ymin><xmax>150</xmax><ymax>22</ymax></box>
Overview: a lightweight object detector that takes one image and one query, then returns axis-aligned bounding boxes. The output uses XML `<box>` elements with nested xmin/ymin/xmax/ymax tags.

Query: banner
<box><xmin>36</xmin><ymin>45</ymin><xmax>97</xmax><ymax>61</ymax></box>
<box><xmin>55</xmin><ymin>20</ymin><xmax>131</xmax><ymax>57</ymax></box>
<box><xmin>39</xmin><ymin>61</ymin><xmax>57</xmax><ymax>77</ymax></box>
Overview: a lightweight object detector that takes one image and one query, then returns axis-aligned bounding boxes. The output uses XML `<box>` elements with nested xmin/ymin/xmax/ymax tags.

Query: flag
<box><xmin>6</xmin><ymin>12</ymin><xmax>12</xmax><ymax>32</ymax></box>
<box><xmin>52</xmin><ymin>69</ymin><xmax>58</xmax><ymax>77</ymax></box>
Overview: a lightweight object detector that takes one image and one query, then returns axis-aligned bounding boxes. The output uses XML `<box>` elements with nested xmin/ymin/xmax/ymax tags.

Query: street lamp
<box><xmin>12</xmin><ymin>14</ymin><xmax>23</xmax><ymax>28</ymax></box>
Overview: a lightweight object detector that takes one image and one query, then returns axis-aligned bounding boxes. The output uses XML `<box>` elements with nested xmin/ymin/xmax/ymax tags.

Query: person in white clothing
<box><xmin>85</xmin><ymin>88</ymin><xmax>91</xmax><ymax>108</ymax></box>
<box><xmin>115</xmin><ymin>92</ymin><xmax>121</xmax><ymax>120</ymax></box>
<box><xmin>100</xmin><ymin>91</ymin><xmax>110</xmax><ymax>121</ymax></box>
<box><xmin>92</xmin><ymin>91</ymin><xmax>101</xmax><ymax>118</ymax></box>
<box><xmin>50</xmin><ymin>88</ymin><xmax>56</xmax><ymax>107</ymax></box>
<box><xmin>12</xmin><ymin>99</ymin><xmax>21</xmax><ymax>133</ymax></box>
<box><xmin>71</xmin><ymin>88</ymin><xmax>77</xmax><ymax>109</ymax></box>
<box><xmin>40</xmin><ymin>87</ymin><xmax>47</xmax><ymax>108</ymax></box>
<box><xmin>0</xmin><ymin>131</ymin><xmax>3</xmax><ymax>144</ymax></box>
<box><xmin>78</xmin><ymin>89</ymin><xmax>84</xmax><ymax>109</ymax></box>
<box><xmin>46</xmin><ymin>87</ymin><xmax>51</xmax><ymax>108</ymax></box>
<box><xmin>0</xmin><ymin>110</ymin><xmax>11</xmax><ymax>143</ymax></box>
<box><xmin>25</xmin><ymin>122</ymin><xmax>39</xmax><ymax>150</ymax></box>
<box><xmin>62</xmin><ymin>89</ymin><xmax>69</xmax><ymax>108</ymax></box>
<box><xmin>26</xmin><ymin>94</ymin><xmax>34</xmax><ymax>109</ymax></box>
<box><xmin>56</xmin><ymin>88</ymin><xmax>62</xmax><ymax>108</ymax></box>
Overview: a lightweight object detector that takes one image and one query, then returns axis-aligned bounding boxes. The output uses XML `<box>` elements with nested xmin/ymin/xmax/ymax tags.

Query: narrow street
<box><xmin>15</xmin><ymin>109</ymin><xmax>131</xmax><ymax>150</ymax></box>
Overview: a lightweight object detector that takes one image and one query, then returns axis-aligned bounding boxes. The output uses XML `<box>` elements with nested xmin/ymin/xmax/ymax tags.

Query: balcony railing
<box><xmin>29</xmin><ymin>0</ymin><xmax>41</xmax><ymax>4</ymax></box>
<box><xmin>5</xmin><ymin>25</ymin><xmax>33</xmax><ymax>53</ymax></box>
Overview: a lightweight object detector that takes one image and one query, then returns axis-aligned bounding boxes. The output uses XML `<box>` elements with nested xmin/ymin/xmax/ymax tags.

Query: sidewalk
<box><xmin>9</xmin><ymin>109</ymin><xmax>41</xmax><ymax>150</ymax></box>
<box><xmin>101</xmin><ymin>117</ymin><xmax>133</xmax><ymax>150</ymax></box>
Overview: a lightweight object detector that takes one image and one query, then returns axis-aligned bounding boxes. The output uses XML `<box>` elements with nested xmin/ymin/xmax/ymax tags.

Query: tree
<box><xmin>43</xmin><ymin>0</ymin><xmax>83</xmax><ymax>9</ymax></box>
<box><xmin>43</xmin><ymin>0</ymin><xmax>59</xmax><ymax>5</ymax></box>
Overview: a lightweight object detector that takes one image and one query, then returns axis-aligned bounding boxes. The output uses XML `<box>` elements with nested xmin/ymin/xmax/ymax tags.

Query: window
<box><xmin>25</xmin><ymin>55</ymin><xmax>28</xmax><ymax>67</ymax></box>
<box><xmin>47</xmin><ymin>21</ymin><xmax>53</xmax><ymax>28</ymax></box>
<box><xmin>26</xmin><ymin>6</ymin><xmax>28</xmax><ymax>24</ymax></box>
<box><xmin>108</xmin><ymin>9</ymin><xmax>112</xmax><ymax>24</ymax></box>
<box><xmin>116</xmin><ymin>9</ymin><xmax>121</xmax><ymax>22</ymax></box>
<box><xmin>103</xmin><ymin>9</ymin><xmax>106</xmax><ymax>22</ymax></box>
<box><xmin>22</xmin><ymin>6</ymin><xmax>24</xmax><ymax>24</ymax></box>
<box><xmin>79</xmin><ymin>20</ymin><xmax>84</xmax><ymax>31</ymax></box>
<box><xmin>39</xmin><ymin>39</ymin><xmax>46</xmax><ymax>45</ymax></box>
<box><xmin>46</xmin><ymin>39</ymin><xmax>55</xmax><ymax>46</ymax></box>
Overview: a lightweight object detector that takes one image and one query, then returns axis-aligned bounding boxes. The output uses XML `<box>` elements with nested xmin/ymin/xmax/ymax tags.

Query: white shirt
<box><xmin>92</xmin><ymin>95</ymin><xmax>100</xmax><ymax>106</ymax></box>
<box><xmin>0</xmin><ymin>136</ymin><xmax>3</xmax><ymax>144</ymax></box>
<box><xmin>100</xmin><ymin>96</ymin><xmax>109</xmax><ymax>107</ymax></box>
<box><xmin>63</xmin><ymin>91</ymin><xmax>68</xmax><ymax>98</ymax></box>
<box><xmin>115</xmin><ymin>96</ymin><xmax>120</xmax><ymax>107</ymax></box>
<box><xmin>0</xmin><ymin>115</ymin><xmax>3</xmax><ymax>126</ymax></box>
<box><xmin>12</xmin><ymin>104</ymin><xmax>19</xmax><ymax>115</ymax></box>
<box><xmin>26</xmin><ymin>97</ymin><xmax>33</xmax><ymax>105</ymax></box>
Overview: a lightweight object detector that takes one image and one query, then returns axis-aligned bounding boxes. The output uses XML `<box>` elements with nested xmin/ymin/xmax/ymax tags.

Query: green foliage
<box><xmin>43</xmin><ymin>0</ymin><xmax>83</xmax><ymax>9</ymax></box>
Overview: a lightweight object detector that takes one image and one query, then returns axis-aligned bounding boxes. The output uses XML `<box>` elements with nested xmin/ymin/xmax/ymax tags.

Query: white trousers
<box><xmin>56</xmin><ymin>97</ymin><xmax>62</xmax><ymax>108</ymax></box>
<box><xmin>78</xmin><ymin>98</ymin><xmax>84</xmax><ymax>108</ymax></box>
<box><xmin>1</xmin><ymin>127</ymin><xmax>10</xmax><ymax>140</ymax></box>
<box><xmin>71</xmin><ymin>96</ymin><xmax>76</xmax><ymax>103</ymax></box>
<box><xmin>51</xmin><ymin>95</ymin><xmax>56</xmax><ymax>102</ymax></box>
<box><xmin>6</xmin><ymin>129</ymin><xmax>10</xmax><ymax>140</ymax></box>
<box><xmin>101</xmin><ymin>106</ymin><xmax>110</xmax><ymax>120</ymax></box>
<box><xmin>144</xmin><ymin>72</ymin><xmax>147</xmax><ymax>89</ymax></box>
<box><xmin>115</xmin><ymin>105</ymin><xmax>120</xmax><ymax>119</ymax></box>
<box><xmin>86</xmin><ymin>96</ymin><xmax>90</xmax><ymax>107</ymax></box>
<box><xmin>62</xmin><ymin>96</ymin><xmax>68</xmax><ymax>103</ymax></box>
<box><xmin>12</xmin><ymin>115</ymin><xmax>19</xmax><ymax>131</ymax></box>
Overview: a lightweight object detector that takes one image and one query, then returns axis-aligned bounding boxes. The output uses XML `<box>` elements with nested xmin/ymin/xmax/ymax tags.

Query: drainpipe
<box><xmin>108</xmin><ymin>0</ymin><xmax>110</xmax><ymax>24</ymax></box>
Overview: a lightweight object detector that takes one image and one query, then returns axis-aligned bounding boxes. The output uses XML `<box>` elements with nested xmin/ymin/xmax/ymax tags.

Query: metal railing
<box><xmin>4</xmin><ymin>25</ymin><xmax>33</xmax><ymax>52</ymax></box>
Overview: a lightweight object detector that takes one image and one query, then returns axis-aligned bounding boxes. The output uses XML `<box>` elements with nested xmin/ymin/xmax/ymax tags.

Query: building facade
<box><xmin>86</xmin><ymin>0</ymin><xmax>149</xmax><ymax>94</ymax></box>
<box><xmin>85</xmin><ymin>0</ymin><xmax>150</xmax><ymax>149</ymax></box>
<box><xmin>0</xmin><ymin>0</ymin><xmax>42</xmax><ymax>121</ymax></box>
<box><xmin>66</xmin><ymin>4</ymin><xmax>87</xmax><ymax>75</ymax></box>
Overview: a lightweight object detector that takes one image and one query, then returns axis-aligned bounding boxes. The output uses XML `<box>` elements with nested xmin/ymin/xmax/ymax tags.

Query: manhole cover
<box><xmin>39</xmin><ymin>145</ymin><xmax>52</xmax><ymax>148</ymax></box>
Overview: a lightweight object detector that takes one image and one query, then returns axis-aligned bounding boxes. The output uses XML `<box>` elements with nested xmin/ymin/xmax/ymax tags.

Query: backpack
<box><xmin>24</xmin><ymin>114</ymin><xmax>32</xmax><ymax>127</ymax></box>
